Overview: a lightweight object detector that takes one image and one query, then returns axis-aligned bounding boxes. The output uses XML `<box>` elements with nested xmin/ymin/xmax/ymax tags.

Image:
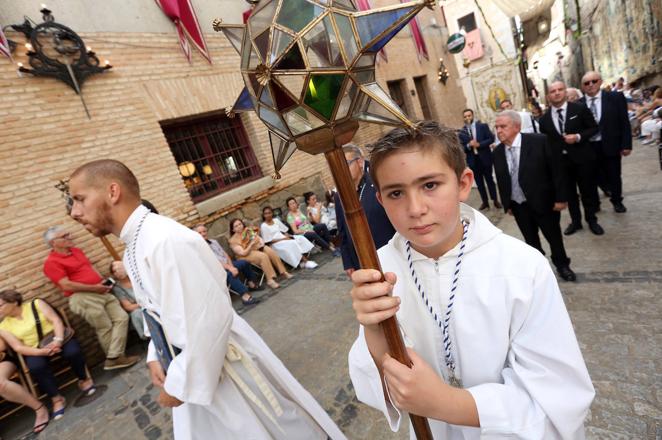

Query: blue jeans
<box><xmin>24</xmin><ymin>338</ymin><xmax>87</xmax><ymax>397</ymax></box>
<box><xmin>226</xmin><ymin>260</ymin><xmax>255</xmax><ymax>296</ymax></box>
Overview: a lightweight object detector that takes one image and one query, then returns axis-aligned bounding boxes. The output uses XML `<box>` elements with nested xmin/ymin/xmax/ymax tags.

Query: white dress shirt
<box><xmin>551</xmin><ymin>102</ymin><xmax>568</xmax><ymax>135</ymax></box>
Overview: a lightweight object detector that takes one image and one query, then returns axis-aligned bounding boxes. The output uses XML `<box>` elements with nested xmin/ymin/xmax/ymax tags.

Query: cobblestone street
<box><xmin>1</xmin><ymin>140</ymin><xmax>659</xmax><ymax>440</ymax></box>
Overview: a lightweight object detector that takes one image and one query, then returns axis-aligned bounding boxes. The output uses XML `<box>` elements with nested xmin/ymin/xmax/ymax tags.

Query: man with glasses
<box><xmin>42</xmin><ymin>226</ymin><xmax>138</xmax><ymax>370</ymax></box>
<box><xmin>539</xmin><ymin>81</ymin><xmax>602</xmax><ymax>236</ymax></box>
<box><xmin>580</xmin><ymin>71</ymin><xmax>632</xmax><ymax>213</ymax></box>
<box><xmin>334</xmin><ymin>144</ymin><xmax>395</xmax><ymax>276</ymax></box>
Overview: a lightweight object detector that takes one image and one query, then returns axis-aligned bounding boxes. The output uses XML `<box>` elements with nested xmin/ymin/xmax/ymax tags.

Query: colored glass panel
<box><xmin>304</xmin><ymin>74</ymin><xmax>345</xmax><ymax>120</ymax></box>
<box><xmin>284</xmin><ymin>106</ymin><xmax>325</xmax><ymax>135</ymax></box>
<box><xmin>274</xmin><ymin>42</ymin><xmax>306</xmax><ymax>69</ymax></box>
<box><xmin>333</xmin><ymin>13</ymin><xmax>358</xmax><ymax>64</ymax></box>
<box><xmin>365</xmin><ymin>20</ymin><xmax>410</xmax><ymax>53</ymax></box>
<box><xmin>271</xmin><ymin>80</ymin><xmax>298</xmax><ymax>111</ymax></box>
<box><xmin>254</xmin><ymin>29</ymin><xmax>271</xmax><ymax>62</ymax></box>
<box><xmin>270</xmin><ymin>28</ymin><xmax>294</xmax><ymax>64</ymax></box>
<box><xmin>233</xmin><ymin>87</ymin><xmax>254</xmax><ymax>111</ymax></box>
<box><xmin>276</xmin><ymin>0</ymin><xmax>324</xmax><ymax>33</ymax></box>
<box><xmin>355</xmin><ymin>7</ymin><xmax>414</xmax><ymax>47</ymax></box>
<box><xmin>302</xmin><ymin>15</ymin><xmax>344</xmax><ymax>68</ymax></box>
<box><xmin>260</xmin><ymin>86</ymin><xmax>275</xmax><ymax>107</ymax></box>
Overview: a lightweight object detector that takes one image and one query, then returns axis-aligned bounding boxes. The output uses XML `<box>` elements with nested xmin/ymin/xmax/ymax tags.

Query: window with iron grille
<box><xmin>161</xmin><ymin>113</ymin><xmax>262</xmax><ymax>203</ymax></box>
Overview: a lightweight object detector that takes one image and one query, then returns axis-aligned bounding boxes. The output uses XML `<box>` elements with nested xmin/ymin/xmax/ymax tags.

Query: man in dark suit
<box><xmin>580</xmin><ymin>71</ymin><xmax>632</xmax><ymax>213</ymax></box>
<box><xmin>458</xmin><ymin>109</ymin><xmax>502</xmax><ymax>210</ymax></box>
<box><xmin>539</xmin><ymin>81</ymin><xmax>603</xmax><ymax>236</ymax></box>
<box><xmin>334</xmin><ymin>144</ymin><xmax>395</xmax><ymax>276</ymax></box>
<box><xmin>493</xmin><ymin>111</ymin><xmax>576</xmax><ymax>281</ymax></box>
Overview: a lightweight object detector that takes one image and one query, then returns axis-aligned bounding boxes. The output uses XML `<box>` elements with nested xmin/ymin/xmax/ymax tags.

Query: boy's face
<box><xmin>375</xmin><ymin>147</ymin><xmax>473</xmax><ymax>258</ymax></box>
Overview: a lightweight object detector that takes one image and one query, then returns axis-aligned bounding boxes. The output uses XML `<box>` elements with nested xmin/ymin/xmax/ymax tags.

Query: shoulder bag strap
<box><xmin>30</xmin><ymin>299</ymin><xmax>45</xmax><ymax>342</ymax></box>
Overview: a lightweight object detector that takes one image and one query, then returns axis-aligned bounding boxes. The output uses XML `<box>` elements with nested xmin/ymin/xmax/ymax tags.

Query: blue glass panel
<box><xmin>365</xmin><ymin>20</ymin><xmax>410</xmax><ymax>52</ymax></box>
<box><xmin>355</xmin><ymin>7</ymin><xmax>414</xmax><ymax>47</ymax></box>
<box><xmin>234</xmin><ymin>87</ymin><xmax>254</xmax><ymax>111</ymax></box>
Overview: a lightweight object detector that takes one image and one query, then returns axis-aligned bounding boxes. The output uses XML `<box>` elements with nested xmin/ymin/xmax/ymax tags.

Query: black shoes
<box><xmin>613</xmin><ymin>202</ymin><xmax>627</xmax><ymax>213</ymax></box>
<box><xmin>478</xmin><ymin>202</ymin><xmax>489</xmax><ymax>210</ymax></box>
<box><xmin>564</xmin><ymin>223</ymin><xmax>583</xmax><ymax>235</ymax></box>
<box><xmin>588</xmin><ymin>221</ymin><xmax>604</xmax><ymax>235</ymax></box>
<box><xmin>558</xmin><ymin>266</ymin><xmax>577</xmax><ymax>282</ymax></box>
<box><xmin>494</xmin><ymin>200</ymin><xmax>503</xmax><ymax>209</ymax></box>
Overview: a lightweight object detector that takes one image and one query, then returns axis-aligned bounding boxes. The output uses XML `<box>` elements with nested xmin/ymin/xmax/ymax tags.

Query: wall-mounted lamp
<box><xmin>202</xmin><ymin>165</ymin><xmax>213</xmax><ymax>176</ymax></box>
<box><xmin>10</xmin><ymin>5</ymin><xmax>112</xmax><ymax>118</ymax></box>
<box><xmin>536</xmin><ymin>16</ymin><xmax>550</xmax><ymax>35</ymax></box>
<box><xmin>438</xmin><ymin>58</ymin><xmax>450</xmax><ymax>84</ymax></box>
<box><xmin>178</xmin><ymin>162</ymin><xmax>196</xmax><ymax>177</ymax></box>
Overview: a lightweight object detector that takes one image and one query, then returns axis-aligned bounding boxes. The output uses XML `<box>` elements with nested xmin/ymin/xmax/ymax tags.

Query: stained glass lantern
<box><xmin>215</xmin><ymin>0</ymin><xmax>434</xmax><ymax>176</ymax></box>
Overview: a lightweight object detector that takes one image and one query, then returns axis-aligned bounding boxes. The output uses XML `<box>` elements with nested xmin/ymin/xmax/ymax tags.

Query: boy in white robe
<box><xmin>347</xmin><ymin>121</ymin><xmax>594</xmax><ymax>439</ymax></box>
<box><xmin>67</xmin><ymin>159</ymin><xmax>346</xmax><ymax>440</ymax></box>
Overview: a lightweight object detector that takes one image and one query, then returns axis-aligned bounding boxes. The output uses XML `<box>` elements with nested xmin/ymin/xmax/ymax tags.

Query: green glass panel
<box><xmin>284</xmin><ymin>106</ymin><xmax>326</xmax><ymax>135</ymax></box>
<box><xmin>274</xmin><ymin>74</ymin><xmax>307</xmax><ymax>100</ymax></box>
<box><xmin>302</xmin><ymin>14</ymin><xmax>344</xmax><ymax>68</ymax></box>
<box><xmin>304</xmin><ymin>74</ymin><xmax>345</xmax><ymax>120</ymax></box>
<box><xmin>254</xmin><ymin>29</ymin><xmax>271</xmax><ymax>62</ymax></box>
<box><xmin>355</xmin><ymin>7</ymin><xmax>415</xmax><ymax>48</ymax></box>
<box><xmin>269</xmin><ymin>131</ymin><xmax>298</xmax><ymax>171</ymax></box>
<box><xmin>334</xmin><ymin>78</ymin><xmax>357</xmax><ymax>120</ymax></box>
<box><xmin>274</xmin><ymin>42</ymin><xmax>306</xmax><ymax>69</ymax></box>
<box><xmin>220</xmin><ymin>26</ymin><xmax>245</xmax><ymax>55</ymax></box>
<box><xmin>259</xmin><ymin>105</ymin><xmax>291</xmax><ymax>137</ymax></box>
<box><xmin>271</xmin><ymin>80</ymin><xmax>298</xmax><ymax>111</ymax></box>
<box><xmin>249</xmin><ymin>0</ymin><xmax>278</xmax><ymax>38</ymax></box>
<box><xmin>260</xmin><ymin>85</ymin><xmax>275</xmax><ymax>107</ymax></box>
<box><xmin>270</xmin><ymin>28</ymin><xmax>294</xmax><ymax>64</ymax></box>
<box><xmin>354</xmin><ymin>70</ymin><xmax>375</xmax><ymax>84</ymax></box>
<box><xmin>333</xmin><ymin>13</ymin><xmax>358</xmax><ymax>64</ymax></box>
<box><xmin>276</xmin><ymin>0</ymin><xmax>325</xmax><ymax>33</ymax></box>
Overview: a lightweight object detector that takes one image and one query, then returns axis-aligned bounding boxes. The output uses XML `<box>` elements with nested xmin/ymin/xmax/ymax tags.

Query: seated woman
<box><xmin>304</xmin><ymin>192</ymin><xmax>337</xmax><ymax>232</ymax></box>
<box><xmin>0</xmin><ymin>289</ymin><xmax>96</xmax><ymax>422</ymax></box>
<box><xmin>285</xmin><ymin>197</ymin><xmax>340</xmax><ymax>257</ymax></box>
<box><xmin>229</xmin><ymin>218</ymin><xmax>293</xmax><ymax>290</ymax></box>
<box><xmin>109</xmin><ymin>263</ymin><xmax>147</xmax><ymax>339</ymax></box>
<box><xmin>260</xmin><ymin>206</ymin><xmax>318</xmax><ymax>269</ymax></box>
<box><xmin>0</xmin><ymin>335</ymin><xmax>50</xmax><ymax>433</ymax></box>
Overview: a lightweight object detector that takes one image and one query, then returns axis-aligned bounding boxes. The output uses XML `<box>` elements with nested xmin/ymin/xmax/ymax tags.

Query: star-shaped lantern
<box><xmin>215</xmin><ymin>0</ymin><xmax>434</xmax><ymax>177</ymax></box>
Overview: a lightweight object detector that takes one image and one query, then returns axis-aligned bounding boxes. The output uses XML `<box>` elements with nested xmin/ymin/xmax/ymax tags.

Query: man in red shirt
<box><xmin>43</xmin><ymin>226</ymin><xmax>138</xmax><ymax>370</ymax></box>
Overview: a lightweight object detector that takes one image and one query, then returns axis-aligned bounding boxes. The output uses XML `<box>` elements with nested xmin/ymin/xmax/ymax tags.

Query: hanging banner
<box><xmin>0</xmin><ymin>25</ymin><xmax>13</xmax><ymax>61</ymax></box>
<box><xmin>462</xmin><ymin>29</ymin><xmax>484</xmax><ymax>61</ymax></box>
<box><xmin>447</xmin><ymin>32</ymin><xmax>466</xmax><ymax>54</ymax></box>
<box><xmin>405</xmin><ymin>12</ymin><xmax>429</xmax><ymax>62</ymax></box>
<box><xmin>155</xmin><ymin>0</ymin><xmax>212</xmax><ymax>64</ymax></box>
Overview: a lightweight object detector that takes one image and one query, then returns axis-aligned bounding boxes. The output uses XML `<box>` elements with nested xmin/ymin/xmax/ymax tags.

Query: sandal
<box><xmin>266</xmin><ymin>279</ymin><xmax>280</xmax><ymax>289</ymax></box>
<box><xmin>33</xmin><ymin>404</ymin><xmax>49</xmax><ymax>434</ymax></box>
<box><xmin>241</xmin><ymin>297</ymin><xmax>260</xmax><ymax>306</ymax></box>
<box><xmin>81</xmin><ymin>384</ymin><xmax>97</xmax><ymax>396</ymax></box>
<box><xmin>51</xmin><ymin>397</ymin><xmax>66</xmax><ymax>421</ymax></box>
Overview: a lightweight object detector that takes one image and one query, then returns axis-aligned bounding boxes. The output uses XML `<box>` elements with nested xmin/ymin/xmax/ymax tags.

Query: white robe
<box><xmin>348</xmin><ymin>204</ymin><xmax>594</xmax><ymax>439</ymax></box>
<box><xmin>260</xmin><ymin>219</ymin><xmax>314</xmax><ymax>268</ymax></box>
<box><xmin>121</xmin><ymin>205</ymin><xmax>346</xmax><ymax>440</ymax></box>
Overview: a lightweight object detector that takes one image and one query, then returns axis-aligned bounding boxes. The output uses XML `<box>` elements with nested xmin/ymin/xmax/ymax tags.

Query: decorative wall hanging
<box><xmin>155</xmin><ymin>0</ymin><xmax>212</xmax><ymax>63</ymax></box>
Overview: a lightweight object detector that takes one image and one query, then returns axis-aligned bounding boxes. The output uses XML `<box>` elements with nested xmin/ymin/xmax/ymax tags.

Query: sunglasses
<box><xmin>583</xmin><ymin>79</ymin><xmax>600</xmax><ymax>86</ymax></box>
<box><xmin>346</xmin><ymin>157</ymin><xmax>360</xmax><ymax>166</ymax></box>
<box><xmin>55</xmin><ymin>233</ymin><xmax>72</xmax><ymax>240</ymax></box>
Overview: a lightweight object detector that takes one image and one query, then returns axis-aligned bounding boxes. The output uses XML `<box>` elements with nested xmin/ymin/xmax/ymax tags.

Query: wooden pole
<box><xmin>100</xmin><ymin>236</ymin><xmax>121</xmax><ymax>261</ymax></box>
<box><xmin>324</xmin><ymin>148</ymin><xmax>433</xmax><ymax>439</ymax></box>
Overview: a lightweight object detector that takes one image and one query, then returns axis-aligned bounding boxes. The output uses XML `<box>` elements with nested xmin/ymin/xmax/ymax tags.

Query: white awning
<box><xmin>491</xmin><ymin>0</ymin><xmax>555</xmax><ymax>21</ymax></box>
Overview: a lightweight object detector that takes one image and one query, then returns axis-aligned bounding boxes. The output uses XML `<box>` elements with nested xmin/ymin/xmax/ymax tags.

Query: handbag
<box><xmin>30</xmin><ymin>299</ymin><xmax>75</xmax><ymax>349</ymax></box>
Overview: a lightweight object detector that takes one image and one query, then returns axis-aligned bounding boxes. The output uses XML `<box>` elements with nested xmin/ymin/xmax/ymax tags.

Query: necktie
<box><xmin>508</xmin><ymin>147</ymin><xmax>526</xmax><ymax>204</ymax></box>
<box><xmin>590</xmin><ymin>97</ymin><xmax>598</xmax><ymax>121</ymax></box>
<box><xmin>557</xmin><ymin>108</ymin><xmax>565</xmax><ymax>135</ymax></box>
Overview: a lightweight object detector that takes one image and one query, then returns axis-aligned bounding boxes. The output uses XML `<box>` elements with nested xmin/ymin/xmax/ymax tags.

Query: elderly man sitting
<box><xmin>42</xmin><ymin>226</ymin><xmax>138</xmax><ymax>370</ymax></box>
<box><xmin>193</xmin><ymin>224</ymin><xmax>261</xmax><ymax>306</ymax></box>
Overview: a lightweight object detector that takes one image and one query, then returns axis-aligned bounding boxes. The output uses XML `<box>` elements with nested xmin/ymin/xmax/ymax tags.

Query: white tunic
<box><xmin>260</xmin><ymin>219</ymin><xmax>314</xmax><ymax>268</ymax></box>
<box><xmin>348</xmin><ymin>204</ymin><xmax>594</xmax><ymax>439</ymax></box>
<box><xmin>121</xmin><ymin>205</ymin><xmax>346</xmax><ymax>440</ymax></box>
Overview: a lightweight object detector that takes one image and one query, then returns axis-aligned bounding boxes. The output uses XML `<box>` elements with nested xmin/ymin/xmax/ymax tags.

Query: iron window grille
<box><xmin>161</xmin><ymin>113</ymin><xmax>262</xmax><ymax>203</ymax></box>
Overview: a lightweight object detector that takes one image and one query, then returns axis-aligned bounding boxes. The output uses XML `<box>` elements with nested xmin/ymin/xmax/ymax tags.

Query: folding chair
<box><xmin>0</xmin><ymin>349</ymin><xmax>32</xmax><ymax>420</ymax></box>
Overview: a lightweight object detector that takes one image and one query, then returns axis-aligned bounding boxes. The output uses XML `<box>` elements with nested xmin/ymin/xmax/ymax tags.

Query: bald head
<box><xmin>581</xmin><ymin>70</ymin><xmax>602</xmax><ymax>97</ymax></box>
<box><xmin>70</xmin><ymin>159</ymin><xmax>140</xmax><ymax>200</ymax></box>
<box><xmin>547</xmin><ymin>81</ymin><xmax>567</xmax><ymax>107</ymax></box>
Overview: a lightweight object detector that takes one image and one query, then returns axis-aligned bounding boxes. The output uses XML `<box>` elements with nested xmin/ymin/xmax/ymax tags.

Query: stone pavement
<box><xmin>0</xmin><ymin>140</ymin><xmax>659</xmax><ymax>439</ymax></box>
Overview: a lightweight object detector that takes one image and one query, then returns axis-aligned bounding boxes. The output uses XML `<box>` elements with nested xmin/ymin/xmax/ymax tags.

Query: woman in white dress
<box><xmin>260</xmin><ymin>206</ymin><xmax>318</xmax><ymax>269</ymax></box>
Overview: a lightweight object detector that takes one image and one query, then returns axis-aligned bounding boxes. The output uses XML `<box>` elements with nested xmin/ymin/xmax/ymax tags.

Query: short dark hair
<box><xmin>229</xmin><ymin>218</ymin><xmax>245</xmax><ymax>235</ymax></box>
<box><xmin>261</xmin><ymin>205</ymin><xmax>274</xmax><ymax>221</ymax></box>
<box><xmin>462</xmin><ymin>108</ymin><xmax>474</xmax><ymax>115</ymax></box>
<box><xmin>285</xmin><ymin>196</ymin><xmax>297</xmax><ymax>207</ymax></box>
<box><xmin>0</xmin><ymin>289</ymin><xmax>23</xmax><ymax>306</ymax></box>
<box><xmin>70</xmin><ymin>159</ymin><xmax>140</xmax><ymax>200</ymax></box>
<box><xmin>368</xmin><ymin>120</ymin><xmax>467</xmax><ymax>189</ymax></box>
<box><xmin>303</xmin><ymin>192</ymin><xmax>315</xmax><ymax>204</ymax></box>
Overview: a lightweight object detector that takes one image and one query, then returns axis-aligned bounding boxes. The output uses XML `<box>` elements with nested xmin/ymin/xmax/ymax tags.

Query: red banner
<box><xmin>406</xmin><ymin>14</ymin><xmax>428</xmax><ymax>62</ymax></box>
<box><xmin>0</xmin><ymin>25</ymin><xmax>13</xmax><ymax>61</ymax></box>
<box><xmin>155</xmin><ymin>0</ymin><xmax>211</xmax><ymax>64</ymax></box>
<box><xmin>355</xmin><ymin>0</ymin><xmax>388</xmax><ymax>63</ymax></box>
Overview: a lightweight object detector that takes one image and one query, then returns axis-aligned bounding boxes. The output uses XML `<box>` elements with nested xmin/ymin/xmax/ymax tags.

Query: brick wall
<box><xmin>0</xmin><ymin>3</ymin><xmax>466</xmax><ymax>363</ymax></box>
